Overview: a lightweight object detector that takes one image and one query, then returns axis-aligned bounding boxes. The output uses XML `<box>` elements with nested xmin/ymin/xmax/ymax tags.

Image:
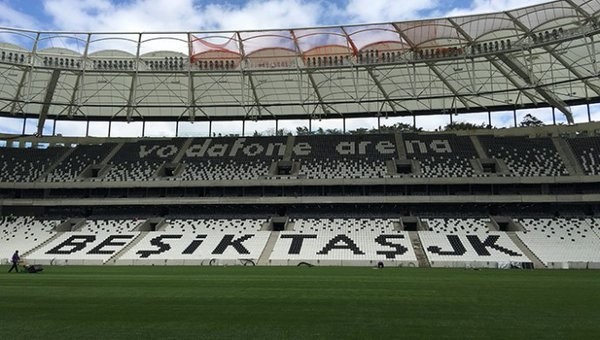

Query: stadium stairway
<box><xmin>170</xmin><ymin>138</ymin><xmax>193</xmax><ymax>164</ymax></box>
<box><xmin>22</xmin><ymin>232</ymin><xmax>63</xmax><ymax>258</ymax></box>
<box><xmin>101</xmin><ymin>143</ymin><xmax>124</xmax><ymax>165</ymax></box>
<box><xmin>36</xmin><ymin>148</ymin><xmax>75</xmax><ymax>182</ymax></box>
<box><xmin>258</xmin><ymin>231</ymin><xmax>279</xmax><ymax>265</ymax></box>
<box><xmin>394</xmin><ymin>132</ymin><xmax>406</xmax><ymax>159</ymax></box>
<box><xmin>283</xmin><ymin>136</ymin><xmax>295</xmax><ymax>161</ymax></box>
<box><xmin>552</xmin><ymin>137</ymin><xmax>584</xmax><ymax>176</ymax></box>
<box><xmin>506</xmin><ymin>232</ymin><xmax>546</xmax><ymax>269</ymax></box>
<box><xmin>469</xmin><ymin>135</ymin><xmax>488</xmax><ymax>159</ymax></box>
<box><xmin>408</xmin><ymin>232</ymin><xmax>430</xmax><ymax>268</ymax></box>
<box><xmin>105</xmin><ymin>232</ymin><xmax>148</xmax><ymax>265</ymax></box>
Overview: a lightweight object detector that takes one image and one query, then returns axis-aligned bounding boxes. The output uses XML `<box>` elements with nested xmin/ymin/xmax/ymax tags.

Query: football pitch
<box><xmin>1</xmin><ymin>266</ymin><xmax>599</xmax><ymax>339</ymax></box>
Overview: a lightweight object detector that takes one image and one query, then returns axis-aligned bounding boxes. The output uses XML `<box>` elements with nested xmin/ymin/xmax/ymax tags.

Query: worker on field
<box><xmin>8</xmin><ymin>250</ymin><xmax>20</xmax><ymax>273</ymax></box>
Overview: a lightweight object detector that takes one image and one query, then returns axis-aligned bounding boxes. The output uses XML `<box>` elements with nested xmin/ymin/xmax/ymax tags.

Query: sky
<box><xmin>1</xmin><ymin>0</ymin><xmax>590</xmax><ymax>137</ymax></box>
<box><xmin>0</xmin><ymin>0</ymin><xmax>550</xmax><ymax>33</ymax></box>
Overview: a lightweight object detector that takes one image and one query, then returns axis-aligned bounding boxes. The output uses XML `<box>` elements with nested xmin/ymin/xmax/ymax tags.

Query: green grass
<box><xmin>1</xmin><ymin>266</ymin><xmax>599</xmax><ymax>339</ymax></box>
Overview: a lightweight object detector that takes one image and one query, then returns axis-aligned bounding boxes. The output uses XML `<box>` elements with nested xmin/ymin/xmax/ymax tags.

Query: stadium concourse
<box><xmin>1</xmin><ymin>126</ymin><xmax>600</xmax><ymax>269</ymax></box>
<box><xmin>2</xmin><ymin>0</ymin><xmax>600</xmax><ymax>270</ymax></box>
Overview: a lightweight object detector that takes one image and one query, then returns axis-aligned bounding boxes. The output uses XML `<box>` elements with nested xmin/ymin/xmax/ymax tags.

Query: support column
<box><xmin>552</xmin><ymin>107</ymin><xmax>556</xmax><ymax>125</ymax></box>
<box><xmin>588</xmin><ymin>103</ymin><xmax>591</xmax><ymax>122</ymax></box>
<box><xmin>513</xmin><ymin>110</ymin><xmax>517</xmax><ymax>127</ymax></box>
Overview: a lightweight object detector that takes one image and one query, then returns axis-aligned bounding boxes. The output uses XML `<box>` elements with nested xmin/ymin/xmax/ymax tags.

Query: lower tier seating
<box><xmin>7</xmin><ymin>217</ymin><xmax>600</xmax><ymax>268</ymax></box>
<box><xmin>115</xmin><ymin>231</ymin><xmax>271</xmax><ymax>265</ymax></box>
<box><xmin>419</xmin><ymin>232</ymin><xmax>526</xmax><ymax>268</ymax></box>
<box><xmin>27</xmin><ymin>231</ymin><xmax>141</xmax><ymax>265</ymax></box>
<box><xmin>423</xmin><ymin>218</ymin><xmax>490</xmax><ymax>233</ymax></box>
<box><xmin>0</xmin><ymin>217</ymin><xmax>58</xmax><ymax>263</ymax></box>
<box><xmin>163</xmin><ymin>218</ymin><xmax>267</xmax><ymax>233</ymax></box>
<box><xmin>269</xmin><ymin>231</ymin><xmax>418</xmax><ymax>266</ymax></box>
<box><xmin>516</xmin><ymin>218</ymin><xmax>600</xmax><ymax>268</ymax></box>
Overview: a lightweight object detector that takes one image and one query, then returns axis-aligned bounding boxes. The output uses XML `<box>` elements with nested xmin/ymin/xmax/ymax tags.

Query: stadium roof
<box><xmin>1</xmin><ymin>0</ymin><xmax>600</xmax><ymax>133</ymax></box>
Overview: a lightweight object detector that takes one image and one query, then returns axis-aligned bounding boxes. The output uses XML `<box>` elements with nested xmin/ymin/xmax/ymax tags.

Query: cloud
<box><xmin>0</xmin><ymin>1</ymin><xmax>38</xmax><ymax>29</ymax></box>
<box><xmin>202</xmin><ymin>0</ymin><xmax>323</xmax><ymax>31</ymax></box>
<box><xmin>444</xmin><ymin>0</ymin><xmax>549</xmax><ymax>17</ymax></box>
<box><xmin>43</xmin><ymin>0</ymin><xmax>202</xmax><ymax>32</ymax></box>
<box><xmin>41</xmin><ymin>0</ymin><xmax>323</xmax><ymax>32</ymax></box>
<box><xmin>340</xmin><ymin>0</ymin><xmax>441</xmax><ymax>24</ymax></box>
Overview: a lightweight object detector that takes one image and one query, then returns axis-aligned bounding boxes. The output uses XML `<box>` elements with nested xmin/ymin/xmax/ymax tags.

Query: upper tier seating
<box><xmin>0</xmin><ymin>216</ymin><xmax>58</xmax><ymax>262</ymax></box>
<box><xmin>0</xmin><ymin>146</ymin><xmax>66</xmax><ymax>182</ymax></box>
<box><xmin>565</xmin><ymin>136</ymin><xmax>600</xmax><ymax>175</ymax></box>
<box><xmin>516</xmin><ymin>218</ymin><xmax>600</xmax><ymax>267</ymax></box>
<box><xmin>45</xmin><ymin>143</ymin><xmax>115</xmax><ymax>182</ymax></box>
<box><xmin>479</xmin><ymin>136</ymin><xmax>568</xmax><ymax>176</ymax></box>
<box><xmin>176</xmin><ymin>137</ymin><xmax>286</xmax><ymax>181</ymax></box>
<box><xmin>423</xmin><ymin>218</ymin><xmax>490</xmax><ymax>233</ymax></box>
<box><xmin>0</xmin><ymin>133</ymin><xmax>587</xmax><ymax>183</ymax></box>
<box><xmin>96</xmin><ymin>139</ymin><xmax>185</xmax><ymax>181</ymax></box>
<box><xmin>293</xmin><ymin>134</ymin><xmax>395</xmax><ymax>179</ymax></box>
<box><xmin>403</xmin><ymin>133</ymin><xmax>478</xmax><ymax>178</ymax></box>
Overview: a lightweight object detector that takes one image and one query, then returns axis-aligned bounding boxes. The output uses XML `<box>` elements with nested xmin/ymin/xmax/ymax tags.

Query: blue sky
<box><xmin>0</xmin><ymin>0</ymin><xmax>547</xmax><ymax>32</ymax></box>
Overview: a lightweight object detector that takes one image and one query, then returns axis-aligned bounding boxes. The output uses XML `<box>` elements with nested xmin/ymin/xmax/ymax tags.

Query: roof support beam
<box><xmin>290</xmin><ymin>30</ymin><xmax>329</xmax><ymax>116</ymax></box>
<box><xmin>503</xmin><ymin>13</ymin><xmax>576</xmax><ymax>123</ymax></box>
<box><xmin>565</xmin><ymin>0</ymin><xmax>596</xmax><ymax>24</ymax></box>
<box><xmin>9</xmin><ymin>68</ymin><xmax>31</xmax><ymax>115</ymax></box>
<box><xmin>425</xmin><ymin>62</ymin><xmax>471</xmax><ymax>110</ymax></box>
<box><xmin>126</xmin><ymin>33</ymin><xmax>143</xmax><ymax>121</ymax></box>
<box><xmin>37</xmin><ymin>69</ymin><xmax>61</xmax><ymax>136</ymax></box>
<box><xmin>447</xmin><ymin>18</ymin><xmax>540</xmax><ymax>107</ymax></box>
<box><xmin>236</xmin><ymin>32</ymin><xmax>267</xmax><ymax>119</ymax></box>
<box><xmin>11</xmin><ymin>33</ymin><xmax>41</xmax><ymax>116</ymax></box>
<box><xmin>392</xmin><ymin>23</ymin><xmax>471</xmax><ymax>110</ymax></box>
<box><xmin>500</xmin><ymin>53</ymin><xmax>574</xmax><ymax>123</ymax></box>
<box><xmin>306</xmin><ymin>70</ymin><xmax>331</xmax><ymax>116</ymax></box>
<box><xmin>68</xmin><ymin>34</ymin><xmax>91</xmax><ymax>118</ymax></box>
<box><xmin>365</xmin><ymin>67</ymin><xmax>397</xmax><ymax>114</ymax></box>
<box><xmin>245</xmin><ymin>72</ymin><xmax>263</xmax><ymax>118</ymax></box>
<box><xmin>504</xmin><ymin>12</ymin><xmax>600</xmax><ymax>97</ymax></box>
<box><xmin>186</xmin><ymin>33</ymin><xmax>197</xmax><ymax>122</ymax></box>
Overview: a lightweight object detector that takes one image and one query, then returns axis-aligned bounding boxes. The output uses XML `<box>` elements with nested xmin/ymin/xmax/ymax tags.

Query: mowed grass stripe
<box><xmin>1</xmin><ymin>266</ymin><xmax>599</xmax><ymax>339</ymax></box>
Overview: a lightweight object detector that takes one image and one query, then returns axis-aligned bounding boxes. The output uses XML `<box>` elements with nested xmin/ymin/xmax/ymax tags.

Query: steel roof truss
<box><xmin>447</xmin><ymin>18</ymin><xmax>541</xmax><ymax>107</ymax></box>
<box><xmin>37</xmin><ymin>69</ymin><xmax>61</xmax><ymax>134</ymax></box>
<box><xmin>507</xmin><ymin>12</ymin><xmax>600</xmax><ymax>98</ymax></box>
<box><xmin>9</xmin><ymin>68</ymin><xmax>30</xmax><ymax>115</ymax></box>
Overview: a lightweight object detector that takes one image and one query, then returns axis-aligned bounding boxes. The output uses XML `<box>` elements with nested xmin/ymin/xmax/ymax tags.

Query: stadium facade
<box><xmin>1</xmin><ymin>0</ymin><xmax>600</xmax><ymax>269</ymax></box>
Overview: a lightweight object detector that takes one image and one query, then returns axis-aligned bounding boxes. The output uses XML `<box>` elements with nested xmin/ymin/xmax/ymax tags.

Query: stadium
<box><xmin>1</xmin><ymin>0</ymin><xmax>600</xmax><ymax>338</ymax></box>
